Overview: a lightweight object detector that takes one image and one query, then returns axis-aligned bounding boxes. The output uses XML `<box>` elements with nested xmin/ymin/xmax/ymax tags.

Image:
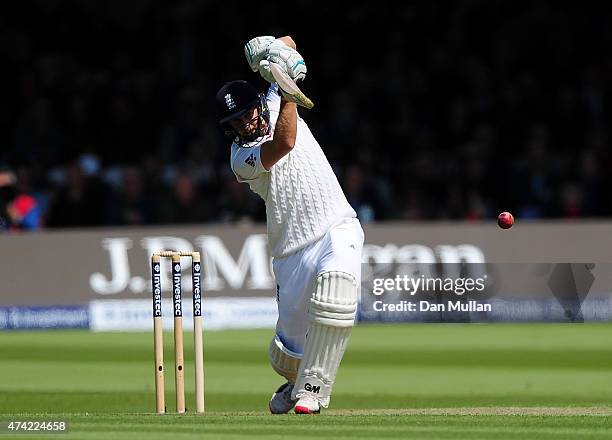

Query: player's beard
<box><xmin>239</xmin><ymin>112</ymin><xmax>268</xmax><ymax>143</ymax></box>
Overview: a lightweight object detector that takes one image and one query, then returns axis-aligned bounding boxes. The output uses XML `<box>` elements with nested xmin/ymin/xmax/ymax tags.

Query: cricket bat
<box><xmin>269</xmin><ymin>63</ymin><xmax>314</xmax><ymax>109</ymax></box>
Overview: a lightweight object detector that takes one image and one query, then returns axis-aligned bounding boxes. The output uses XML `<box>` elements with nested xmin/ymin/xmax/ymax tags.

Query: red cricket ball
<box><xmin>498</xmin><ymin>211</ymin><xmax>514</xmax><ymax>229</ymax></box>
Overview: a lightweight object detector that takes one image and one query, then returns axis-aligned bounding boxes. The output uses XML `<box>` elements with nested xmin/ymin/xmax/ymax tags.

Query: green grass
<box><xmin>0</xmin><ymin>324</ymin><xmax>611</xmax><ymax>439</ymax></box>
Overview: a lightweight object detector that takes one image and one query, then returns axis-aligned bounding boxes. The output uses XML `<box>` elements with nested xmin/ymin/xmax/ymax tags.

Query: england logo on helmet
<box><xmin>225</xmin><ymin>93</ymin><xmax>236</xmax><ymax>110</ymax></box>
<box><xmin>216</xmin><ymin>80</ymin><xmax>270</xmax><ymax>145</ymax></box>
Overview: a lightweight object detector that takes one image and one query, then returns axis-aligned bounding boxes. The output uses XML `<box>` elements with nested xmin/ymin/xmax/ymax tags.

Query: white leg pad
<box><xmin>269</xmin><ymin>335</ymin><xmax>301</xmax><ymax>383</ymax></box>
<box><xmin>292</xmin><ymin>271</ymin><xmax>357</xmax><ymax>407</ymax></box>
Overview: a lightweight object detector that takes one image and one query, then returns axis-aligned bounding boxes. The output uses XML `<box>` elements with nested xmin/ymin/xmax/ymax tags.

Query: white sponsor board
<box><xmin>89</xmin><ymin>297</ymin><xmax>277</xmax><ymax>331</ymax></box>
<box><xmin>89</xmin><ymin>234</ymin><xmax>274</xmax><ymax>295</ymax></box>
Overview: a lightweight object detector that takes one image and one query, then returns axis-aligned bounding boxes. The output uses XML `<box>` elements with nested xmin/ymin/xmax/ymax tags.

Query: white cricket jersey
<box><xmin>230</xmin><ymin>84</ymin><xmax>356</xmax><ymax>258</ymax></box>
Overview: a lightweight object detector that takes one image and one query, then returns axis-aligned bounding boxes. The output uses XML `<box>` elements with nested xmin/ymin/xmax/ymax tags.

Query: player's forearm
<box><xmin>272</xmin><ymin>99</ymin><xmax>298</xmax><ymax>157</ymax></box>
<box><xmin>277</xmin><ymin>36</ymin><xmax>296</xmax><ymax>50</ymax></box>
<box><xmin>261</xmin><ymin>98</ymin><xmax>297</xmax><ymax>169</ymax></box>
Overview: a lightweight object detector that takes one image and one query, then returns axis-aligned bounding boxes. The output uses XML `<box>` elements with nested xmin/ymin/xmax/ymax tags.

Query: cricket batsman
<box><xmin>215</xmin><ymin>35</ymin><xmax>364</xmax><ymax>414</ymax></box>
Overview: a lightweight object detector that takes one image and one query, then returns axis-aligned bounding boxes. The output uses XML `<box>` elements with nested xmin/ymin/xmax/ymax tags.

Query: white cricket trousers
<box><xmin>272</xmin><ymin>217</ymin><xmax>364</xmax><ymax>355</ymax></box>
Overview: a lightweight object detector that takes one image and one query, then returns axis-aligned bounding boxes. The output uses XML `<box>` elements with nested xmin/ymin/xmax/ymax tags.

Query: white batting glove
<box><xmin>258</xmin><ymin>59</ymin><xmax>276</xmax><ymax>84</ymax></box>
<box><xmin>259</xmin><ymin>58</ymin><xmax>300</xmax><ymax>86</ymax></box>
<box><xmin>244</xmin><ymin>36</ymin><xmax>276</xmax><ymax>72</ymax></box>
<box><xmin>266</xmin><ymin>42</ymin><xmax>307</xmax><ymax>82</ymax></box>
<box><xmin>259</xmin><ymin>41</ymin><xmax>307</xmax><ymax>83</ymax></box>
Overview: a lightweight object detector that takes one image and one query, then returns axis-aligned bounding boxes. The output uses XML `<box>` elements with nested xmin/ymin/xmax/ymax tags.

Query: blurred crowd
<box><xmin>2</xmin><ymin>1</ymin><xmax>612</xmax><ymax>231</ymax></box>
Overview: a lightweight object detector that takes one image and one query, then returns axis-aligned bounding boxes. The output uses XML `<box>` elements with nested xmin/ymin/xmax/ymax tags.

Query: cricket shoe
<box><xmin>269</xmin><ymin>382</ymin><xmax>297</xmax><ymax>414</ymax></box>
<box><xmin>294</xmin><ymin>394</ymin><xmax>321</xmax><ymax>414</ymax></box>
